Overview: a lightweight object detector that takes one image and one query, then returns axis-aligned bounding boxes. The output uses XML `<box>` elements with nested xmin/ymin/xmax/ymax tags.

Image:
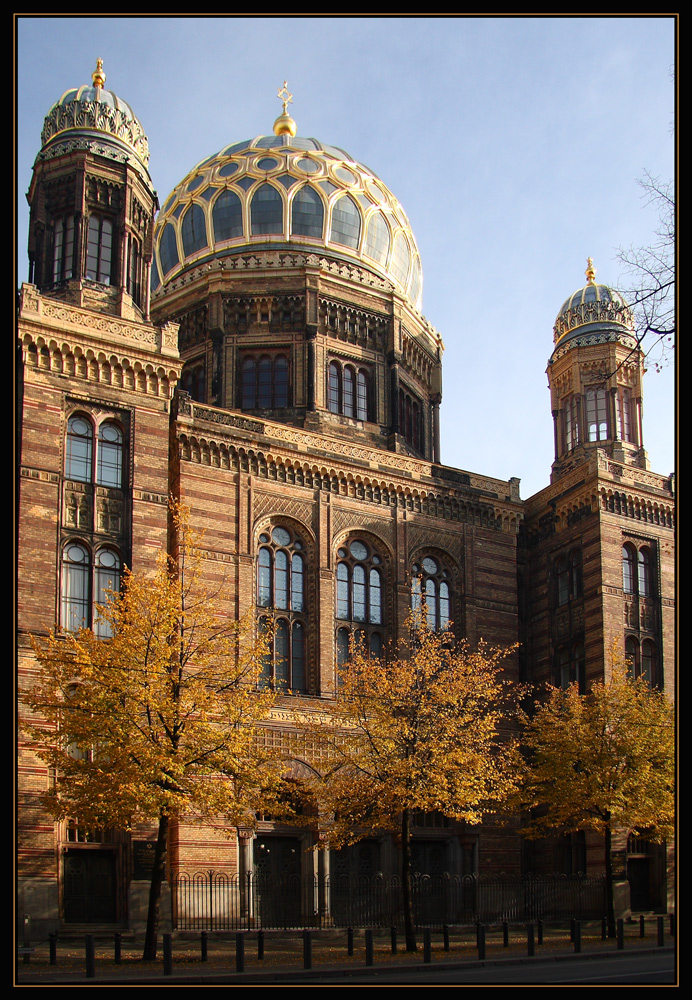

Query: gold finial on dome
<box><xmin>585</xmin><ymin>257</ymin><xmax>597</xmax><ymax>285</ymax></box>
<box><xmin>92</xmin><ymin>57</ymin><xmax>106</xmax><ymax>90</ymax></box>
<box><xmin>273</xmin><ymin>81</ymin><xmax>297</xmax><ymax>137</ymax></box>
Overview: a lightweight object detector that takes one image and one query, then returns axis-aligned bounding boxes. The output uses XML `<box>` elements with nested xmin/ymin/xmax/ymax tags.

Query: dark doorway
<box><xmin>63</xmin><ymin>850</ymin><xmax>117</xmax><ymax>922</ymax></box>
<box><xmin>628</xmin><ymin>857</ymin><xmax>651</xmax><ymax>911</ymax></box>
<box><xmin>253</xmin><ymin>836</ymin><xmax>302</xmax><ymax>927</ymax></box>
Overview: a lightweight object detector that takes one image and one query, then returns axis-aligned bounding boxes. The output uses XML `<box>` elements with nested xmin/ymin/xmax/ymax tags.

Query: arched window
<box><xmin>617</xmin><ymin>387</ymin><xmax>635</xmax><ymax>442</ymax></box>
<box><xmin>257</xmin><ymin>525</ymin><xmax>307</xmax><ymax>693</ymax></box>
<box><xmin>86</xmin><ymin>215</ymin><xmax>113</xmax><ymax>284</ymax></box>
<box><xmin>97</xmin><ymin>423</ymin><xmax>123</xmax><ymax>488</ymax></box>
<box><xmin>182</xmin><ymin>364</ymin><xmax>206</xmax><ymax>403</ymax></box>
<box><xmin>335</xmin><ymin>538</ymin><xmax>385</xmax><ymax>670</ymax></box>
<box><xmin>622</xmin><ymin>544</ymin><xmax>636</xmax><ymax>593</ymax></box>
<box><xmin>213</xmin><ymin>189</ymin><xmax>243</xmax><ymax>242</ymax></box>
<box><xmin>556</xmin><ymin>548</ymin><xmax>583</xmax><ymax>606</ymax></box>
<box><xmin>61</xmin><ymin>542</ymin><xmax>90</xmax><ymax>632</ymax></box>
<box><xmin>65</xmin><ymin>414</ymin><xmax>126</xmax><ymax>490</ymax></box>
<box><xmin>411</xmin><ymin>555</ymin><xmax>451</xmax><ymax>631</ymax></box>
<box><xmin>159</xmin><ymin>222</ymin><xmax>180</xmax><ymax>276</ymax></box>
<box><xmin>638</xmin><ymin>547</ymin><xmax>652</xmax><ymax>597</ymax></box>
<box><xmin>399</xmin><ymin>388</ymin><xmax>422</xmax><ymax>451</ymax></box>
<box><xmin>330</xmin><ymin>195</ymin><xmax>361</xmax><ymax>249</ymax></box>
<box><xmin>52</xmin><ymin>215</ymin><xmax>75</xmax><ymax>282</ymax></box>
<box><xmin>242</xmin><ymin>354</ymin><xmax>290</xmax><ymax>409</ymax></box>
<box><xmin>585</xmin><ymin>387</ymin><xmax>608</xmax><ymax>442</ymax></box>
<box><xmin>556</xmin><ymin>641</ymin><xmax>585</xmax><ymax>694</ymax></box>
<box><xmin>563</xmin><ymin>395</ymin><xmax>580</xmax><ymax>452</ymax></box>
<box><xmin>94</xmin><ymin>549</ymin><xmax>121</xmax><ymax>639</ymax></box>
<box><xmin>65</xmin><ymin>415</ymin><xmax>93</xmax><ymax>482</ymax></box>
<box><xmin>328</xmin><ymin>361</ymin><xmax>370</xmax><ymax>420</ymax></box>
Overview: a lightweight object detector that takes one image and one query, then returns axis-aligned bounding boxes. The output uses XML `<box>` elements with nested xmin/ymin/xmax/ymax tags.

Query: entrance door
<box><xmin>253</xmin><ymin>836</ymin><xmax>302</xmax><ymax>927</ymax></box>
<box><xmin>64</xmin><ymin>850</ymin><xmax>117</xmax><ymax>922</ymax></box>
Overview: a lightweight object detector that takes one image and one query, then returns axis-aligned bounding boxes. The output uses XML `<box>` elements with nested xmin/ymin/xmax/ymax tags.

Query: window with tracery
<box><xmin>399</xmin><ymin>387</ymin><xmax>422</xmax><ymax>451</ymax></box>
<box><xmin>585</xmin><ymin>387</ymin><xmax>608</xmax><ymax>442</ymax></box>
<box><xmin>182</xmin><ymin>364</ymin><xmax>206</xmax><ymax>403</ymax></box>
<box><xmin>411</xmin><ymin>555</ymin><xmax>451</xmax><ymax>631</ymax></box>
<box><xmin>335</xmin><ymin>538</ymin><xmax>385</xmax><ymax>671</ymax></box>
<box><xmin>65</xmin><ymin>415</ymin><xmax>125</xmax><ymax>490</ymax></box>
<box><xmin>625</xmin><ymin>635</ymin><xmax>659</xmax><ymax>687</ymax></box>
<box><xmin>257</xmin><ymin>525</ymin><xmax>307</xmax><ymax>693</ymax></box>
<box><xmin>555</xmin><ymin>640</ymin><xmax>585</xmax><ymax>693</ymax></box>
<box><xmin>328</xmin><ymin>361</ymin><xmax>370</xmax><ymax>421</ymax></box>
<box><xmin>623</xmin><ymin>542</ymin><xmax>654</xmax><ymax>597</ymax></box>
<box><xmin>61</xmin><ymin>543</ymin><xmax>121</xmax><ymax>635</ymax></box>
<box><xmin>52</xmin><ymin>215</ymin><xmax>76</xmax><ymax>282</ymax></box>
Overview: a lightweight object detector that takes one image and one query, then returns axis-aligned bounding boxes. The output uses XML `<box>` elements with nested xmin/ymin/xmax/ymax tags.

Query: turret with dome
<box><xmin>547</xmin><ymin>258</ymin><xmax>648</xmax><ymax>481</ymax></box>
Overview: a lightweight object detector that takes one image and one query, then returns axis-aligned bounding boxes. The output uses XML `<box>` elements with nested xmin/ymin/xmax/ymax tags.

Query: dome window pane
<box><xmin>364</xmin><ymin>211</ymin><xmax>390</xmax><ymax>265</ymax></box>
<box><xmin>251</xmin><ymin>184</ymin><xmax>284</xmax><ymax>235</ymax></box>
<box><xmin>330</xmin><ymin>195</ymin><xmax>361</xmax><ymax>249</ymax></box>
<box><xmin>159</xmin><ymin>222</ymin><xmax>180</xmax><ymax>276</ymax></box>
<box><xmin>291</xmin><ymin>186</ymin><xmax>324</xmax><ymax>239</ymax></box>
<box><xmin>391</xmin><ymin>232</ymin><xmax>411</xmax><ymax>286</ymax></box>
<box><xmin>257</xmin><ymin>157</ymin><xmax>279</xmax><ymax>171</ymax></box>
<box><xmin>218</xmin><ymin>162</ymin><xmax>239</xmax><ymax>178</ymax></box>
<box><xmin>213</xmin><ymin>190</ymin><xmax>243</xmax><ymax>242</ymax></box>
<box><xmin>182</xmin><ymin>203</ymin><xmax>209</xmax><ymax>256</ymax></box>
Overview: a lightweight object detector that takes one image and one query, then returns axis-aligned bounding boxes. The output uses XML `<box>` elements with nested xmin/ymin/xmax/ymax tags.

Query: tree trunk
<box><xmin>401</xmin><ymin>808</ymin><xmax>417</xmax><ymax>952</ymax></box>
<box><xmin>604</xmin><ymin>818</ymin><xmax>616</xmax><ymax>938</ymax></box>
<box><xmin>142</xmin><ymin>809</ymin><xmax>169</xmax><ymax>961</ymax></box>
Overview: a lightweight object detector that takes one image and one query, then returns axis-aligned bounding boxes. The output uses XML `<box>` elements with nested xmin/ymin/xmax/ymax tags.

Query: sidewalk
<box><xmin>15</xmin><ymin>920</ymin><xmax>676</xmax><ymax>985</ymax></box>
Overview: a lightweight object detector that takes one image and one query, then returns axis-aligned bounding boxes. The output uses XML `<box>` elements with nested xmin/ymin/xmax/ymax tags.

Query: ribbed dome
<box><xmin>151</xmin><ymin>132</ymin><xmax>423</xmax><ymax>309</ymax></box>
<box><xmin>37</xmin><ymin>59</ymin><xmax>151</xmax><ymax>180</ymax></box>
<box><xmin>553</xmin><ymin>259</ymin><xmax>634</xmax><ymax>345</ymax></box>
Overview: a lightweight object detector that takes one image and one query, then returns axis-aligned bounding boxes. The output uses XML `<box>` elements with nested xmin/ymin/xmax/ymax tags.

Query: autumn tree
<box><xmin>305</xmin><ymin>616</ymin><xmax>522</xmax><ymax>951</ymax></box>
<box><xmin>519</xmin><ymin>651</ymin><xmax>674</xmax><ymax>933</ymax></box>
<box><xmin>24</xmin><ymin>502</ymin><xmax>281</xmax><ymax>960</ymax></box>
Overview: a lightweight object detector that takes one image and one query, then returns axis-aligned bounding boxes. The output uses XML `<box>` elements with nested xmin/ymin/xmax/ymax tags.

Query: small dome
<box><xmin>151</xmin><ymin>130</ymin><xmax>423</xmax><ymax>309</ymax></box>
<box><xmin>553</xmin><ymin>259</ymin><xmax>634</xmax><ymax>345</ymax></box>
<box><xmin>38</xmin><ymin>59</ymin><xmax>151</xmax><ymax>177</ymax></box>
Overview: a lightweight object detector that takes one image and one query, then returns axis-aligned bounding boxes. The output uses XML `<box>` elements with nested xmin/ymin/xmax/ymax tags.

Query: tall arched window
<box><xmin>86</xmin><ymin>215</ymin><xmax>113</xmax><ymax>284</ymax></box>
<box><xmin>328</xmin><ymin>361</ymin><xmax>370</xmax><ymax>421</ymax></box>
<box><xmin>61</xmin><ymin>542</ymin><xmax>91</xmax><ymax>632</ymax></box>
<box><xmin>97</xmin><ymin>423</ymin><xmax>124</xmax><ymax>488</ymax></box>
<box><xmin>411</xmin><ymin>555</ymin><xmax>451</xmax><ymax>631</ymax></box>
<box><xmin>335</xmin><ymin>538</ymin><xmax>385</xmax><ymax>672</ymax></box>
<box><xmin>638</xmin><ymin>547</ymin><xmax>652</xmax><ymax>597</ymax></box>
<box><xmin>94</xmin><ymin>549</ymin><xmax>121</xmax><ymax>639</ymax></box>
<box><xmin>65</xmin><ymin>415</ymin><xmax>93</xmax><ymax>482</ymax></box>
<box><xmin>622</xmin><ymin>544</ymin><xmax>636</xmax><ymax>593</ymax></box>
<box><xmin>399</xmin><ymin>388</ymin><xmax>422</xmax><ymax>451</ymax></box>
<box><xmin>52</xmin><ymin>215</ymin><xmax>75</xmax><ymax>282</ymax></box>
<box><xmin>257</xmin><ymin>525</ymin><xmax>307</xmax><ymax>693</ymax></box>
<box><xmin>555</xmin><ymin>641</ymin><xmax>585</xmax><ymax>693</ymax></box>
<box><xmin>585</xmin><ymin>387</ymin><xmax>608</xmax><ymax>441</ymax></box>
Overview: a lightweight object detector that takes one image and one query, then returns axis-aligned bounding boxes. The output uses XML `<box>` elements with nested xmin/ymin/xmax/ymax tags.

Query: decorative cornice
<box><xmin>41</xmin><ymin>97</ymin><xmax>150</xmax><ymax>168</ymax></box>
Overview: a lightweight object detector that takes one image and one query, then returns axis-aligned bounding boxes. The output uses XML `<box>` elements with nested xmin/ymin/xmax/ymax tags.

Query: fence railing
<box><xmin>172</xmin><ymin>872</ymin><xmax>607</xmax><ymax>931</ymax></box>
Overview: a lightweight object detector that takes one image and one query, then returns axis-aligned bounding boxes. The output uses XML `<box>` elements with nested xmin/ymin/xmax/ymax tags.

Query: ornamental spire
<box><xmin>585</xmin><ymin>257</ymin><xmax>597</xmax><ymax>285</ymax></box>
<box><xmin>273</xmin><ymin>81</ymin><xmax>297</xmax><ymax>137</ymax></box>
<box><xmin>92</xmin><ymin>57</ymin><xmax>106</xmax><ymax>91</ymax></box>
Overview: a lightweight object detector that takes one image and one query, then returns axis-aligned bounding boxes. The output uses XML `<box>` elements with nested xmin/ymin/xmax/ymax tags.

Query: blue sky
<box><xmin>16</xmin><ymin>15</ymin><xmax>676</xmax><ymax>498</ymax></box>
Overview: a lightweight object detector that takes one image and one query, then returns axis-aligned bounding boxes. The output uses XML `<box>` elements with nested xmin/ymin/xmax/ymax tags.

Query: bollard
<box><xmin>303</xmin><ymin>929</ymin><xmax>312</xmax><ymax>969</ymax></box>
<box><xmin>537</xmin><ymin>919</ymin><xmax>543</xmax><ymax>945</ymax></box>
<box><xmin>390</xmin><ymin>925</ymin><xmax>397</xmax><ymax>954</ymax></box>
<box><xmin>257</xmin><ymin>929</ymin><xmax>264</xmax><ymax>960</ymax></box>
<box><xmin>657</xmin><ymin>916</ymin><xmax>664</xmax><ymax>947</ymax></box>
<box><xmin>365</xmin><ymin>928</ymin><xmax>374</xmax><ymax>966</ymax></box>
<box><xmin>477</xmin><ymin>924</ymin><xmax>485</xmax><ymax>961</ymax></box>
<box><xmin>569</xmin><ymin>917</ymin><xmax>575</xmax><ymax>942</ymax></box>
<box><xmin>502</xmin><ymin>921</ymin><xmax>509</xmax><ymax>947</ymax></box>
<box><xmin>573</xmin><ymin>920</ymin><xmax>581</xmax><ymax>954</ymax></box>
<box><xmin>347</xmin><ymin>927</ymin><xmax>354</xmax><ymax>956</ymax></box>
<box><xmin>114</xmin><ymin>932</ymin><xmax>121</xmax><ymax>964</ymax></box>
<box><xmin>640</xmin><ymin>914</ymin><xmax>646</xmax><ymax>938</ymax></box>
<box><xmin>163</xmin><ymin>933</ymin><xmax>172</xmax><ymax>975</ymax></box>
<box><xmin>601</xmin><ymin>916</ymin><xmax>607</xmax><ymax>940</ymax></box>
<box><xmin>443</xmin><ymin>924</ymin><xmax>450</xmax><ymax>952</ymax></box>
<box><xmin>22</xmin><ymin>915</ymin><xmax>31</xmax><ymax>966</ymax></box>
<box><xmin>616</xmin><ymin>918</ymin><xmax>624</xmax><ymax>950</ymax></box>
<box><xmin>201</xmin><ymin>930</ymin><xmax>208</xmax><ymax>962</ymax></box>
<box><xmin>670</xmin><ymin>913</ymin><xmax>676</xmax><ymax>937</ymax></box>
<box><xmin>85</xmin><ymin>934</ymin><xmax>95</xmax><ymax>979</ymax></box>
<box><xmin>423</xmin><ymin>927</ymin><xmax>431</xmax><ymax>964</ymax></box>
<box><xmin>526</xmin><ymin>922</ymin><xmax>535</xmax><ymax>957</ymax></box>
<box><xmin>236</xmin><ymin>931</ymin><xmax>245</xmax><ymax>972</ymax></box>
<box><xmin>49</xmin><ymin>932</ymin><xmax>57</xmax><ymax>966</ymax></box>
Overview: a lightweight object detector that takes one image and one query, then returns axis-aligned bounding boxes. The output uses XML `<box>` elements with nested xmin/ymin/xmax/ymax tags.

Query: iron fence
<box><xmin>172</xmin><ymin>871</ymin><xmax>607</xmax><ymax>931</ymax></box>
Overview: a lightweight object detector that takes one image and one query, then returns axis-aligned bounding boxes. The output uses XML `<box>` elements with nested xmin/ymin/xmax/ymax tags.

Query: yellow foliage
<box><xmin>304</xmin><ymin>615</ymin><xmax>522</xmax><ymax>847</ymax></box>
<box><xmin>24</xmin><ymin>500</ymin><xmax>281</xmax><ymax>831</ymax></box>
<box><xmin>519</xmin><ymin>646</ymin><xmax>674</xmax><ymax>842</ymax></box>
